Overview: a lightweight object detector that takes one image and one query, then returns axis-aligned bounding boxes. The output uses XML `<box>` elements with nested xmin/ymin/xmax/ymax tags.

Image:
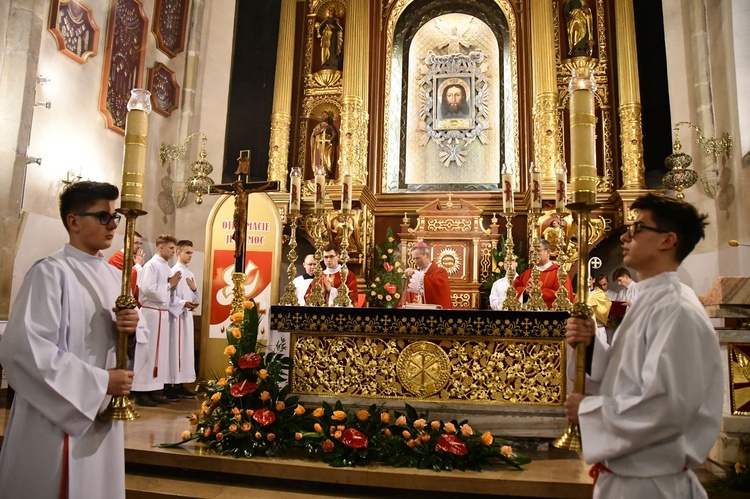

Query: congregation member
<box><xmin>488</xmin><ymin>260</ymin><xmax>517</xmax><ymax>310</ymax></box>
<box><xmin>513</xmin><ymin>238</ymin><xmax>574</xmax><ymax>309</ymax></box>
<box><xmin>108</xmin><ymin>230</ymin><xmax>144</xmax><ymax>300</ymax></box>
<box><xmin>293</xmin><ymin>253</ymin><xmax>318</xmax><ymax>305</ymax></box>
<box><xmin>0</xmin><ymin>181</ymin><xmax>138</xmax><ymax>498</ymax></box>
<box><xmin>316</xmin><ymin>243</ymin><xmax>359</xmax><ymax>306</ymax></box>
<box><xmin>564</xmin><ymin>193</ymin><xmax>722</xmax><ymax>498</ymax></box>
<box><xmin>133</xmin><ymin>234</ymin><xmax>182</xmax><ymax>406</ymax></box>
<box><xmin>613</xmin><ymin>266</ymin><xmax>639</xmax><ymax>307</ymax></box>
<box><xmin>403</xmin><ymin>241</ymin><xmax>452</xmax><ymax>309</ymax></box>
<box><xmin>165</xmin><ymin>240</ymin><xmax>199</xmax><ymax>400</ymax></box>
<box><xmin>594</xmin><ymin>273</ymin><xmax>619</xmax><ymax>301</ymax></box>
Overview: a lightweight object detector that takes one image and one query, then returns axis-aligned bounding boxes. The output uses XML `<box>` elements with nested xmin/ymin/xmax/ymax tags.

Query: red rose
<box><xmin>341</xmin><ymin>428</ymin><xmax>368</xmax><ymax>449</ymax></box>
<box><xmin>239</xmin><ymin>352</ymin><xmax>262</xmax><ymax>369</ymax></box>
<box><xmin>230</xmin><ymin>380</ymin><xmax>258</xmax><ymax>397</ymax></box>
<box><xmin>384</xmin><ymin>283</ymin><xmax>397</xmax><ymax>295</ymax></box>
<box><xmin>252</xmin><ymin>407</ymin><xmax>277</xmax><ymax>426</ymax></box>
<box><xmin>435</xmin><ymin>434</ymin><xmax>468</xmax><ymax>455</ymax></box>
<box><xmin>383</xmin><ymin>262</ymin><xmax>394</xmax><ymax>272</ymax></box>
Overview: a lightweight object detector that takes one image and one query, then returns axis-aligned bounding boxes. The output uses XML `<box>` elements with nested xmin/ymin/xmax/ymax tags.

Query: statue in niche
<box><xmin>432</xmin><ymin>18</ymin><xmax>473</xmax><ymax>55</ymax></box>
<box><xmin>316</xmin><ymin>8</ymin><xmax>344</xmax><ymax>70</ymax></box>
<box><xmin>310</xmin><ymin>111</ymin><xmax>338</xmax><ymax>179</ymax></box>
<box><xmin>542</xmin><ymin>218</ymin><xmax>566</xmax><ymax>257</ymax></box>
<box><xmin>564</xmin><ymin>0</ymin><xmax>594</xmax><ymax>57</ymax></box>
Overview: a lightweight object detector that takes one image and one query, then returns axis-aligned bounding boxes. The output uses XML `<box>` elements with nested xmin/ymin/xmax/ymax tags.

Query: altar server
<box><xmin>293</xmin><ymin>254</ymin><xmax>318</xmax><ymax>305</ymax></box>
<box><xmin>489</xmin><ymin>260</ymin><xmax>517</xmax><ymax>310</ymax></box>
<box><xmin>564</xmin><ymin>193</ymin><xmax>722</xmax><ymax>498</ymax></box>
<box><xmin>308</xmin><ymin>243</ymin><xmax>358</xmax><ymax>306</ymax></box>
<box><xmin>513</xmin><ymin>238</ymin><xmax>574</xmax><ymax>309</ymax></box>
<box><xmin>0</xmin><ymin>181</ymin><xmax>138</xmax><ymax>498</ymax></box>
<box><xmin>403</xmin><ymin>241</ymin><xmax>452</xmax><ymax>309</ymax></box>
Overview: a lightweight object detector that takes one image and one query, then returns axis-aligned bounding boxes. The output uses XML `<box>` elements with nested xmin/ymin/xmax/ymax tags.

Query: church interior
<box><xmin>1</xmin><ymin>0</ymin><xmax>750</xmax><ymax>497</ymax></box>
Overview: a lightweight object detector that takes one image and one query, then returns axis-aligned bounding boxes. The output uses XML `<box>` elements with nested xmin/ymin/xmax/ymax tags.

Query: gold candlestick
<box><xmin>332</xmin><ymin>209</ymin><xmax>353</xmax><ymax>307</ymax></box>
<box><xmin>101</xmin><ymin>89</ymin><xmax>151</xmax><ymax>421</ymax></box>
<box><xmin>553</xmin><ymin>58</ymin><xmax>599</xmax><ymax>451</ymax></box>
<box><xmin>306</xmin><ymin>212</ymin><xmax>327</xmax><ymax>307</ymax></box>
<box><xmin>525</xmin><ymin>210</ymin><xmax>547</xmax><ymax>311</ymax></box>
<box><xmin>501</xmin><ymin>210</ymin><xmax>522</xmax><ymax>311</ymax></box>
<box><xmin>553</xmin><ymin>208</ymin><xmax>573</xmax><ymax>311</ymax></box>
<box><xmin>278</xmin><ymin>210</ymin><xmax>301</xmax><ymax>306</ymax></box>
<box><xmin>230</xmin><ymin>272</ymin><xmax>246</xmax><ymax>315</ymax></box>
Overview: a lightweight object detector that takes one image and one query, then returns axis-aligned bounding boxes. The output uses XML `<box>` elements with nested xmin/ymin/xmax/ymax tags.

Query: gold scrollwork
<box><xmin>396</xmin><ymin>341</ymin><xmax>451</xmax><ymax>397</ymax></box>
<box><xmin>290</xmin><ymin>335</ymin><xmax>564</xmax><ymax>405</ymax></box>
<box><xmin>533</xmin><ymin>92</ymin><xmax>561</xmax><ymax>179</ymax></box>
<box><xmin>437</xmin><ymin>247</ymin><xmax>461</xmax><ymax>276</ymax></box>
<box><xmin>451</xmin><ymin>293</ymin><xmax>472</xmax><ymax>309</ymax></box>
<box><xmin>619</xmin><ymin>103</ymin><xmax>646</xmax><ymax>189</ymax></box>
<box><xmin>426</xmin><ymin>219</ymin><xmax>472</xmax><ymax>232</ymax></box>
<box><xmin>479</xmin><ymin>241</ymin><xmax>493</xmax><ymax>282</ymax></box>
<box><xmin>268</xmin><ymin>113</ymin><xmax>292</xmax><ymax>188</ymax></box>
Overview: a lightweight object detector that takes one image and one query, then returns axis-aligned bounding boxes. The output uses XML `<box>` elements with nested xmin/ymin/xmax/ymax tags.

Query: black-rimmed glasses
<box><xmin>626</xmin><ymin>221</ymin><xmax>669</xmax><ymax>238</ymax></box>
<box><xmin>74</xmin><ymin>211</ymin><xmax>122</xmax><ymax>226</ymax></box>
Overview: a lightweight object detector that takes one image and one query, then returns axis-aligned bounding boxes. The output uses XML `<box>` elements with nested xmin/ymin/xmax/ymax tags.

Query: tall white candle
<box><xmin>314</xmin><ymin>173</ymin><xmax>326</xmax><ymax>212</ymax></box>
<box><xmin>341</xmin><ymin>174</ymin><xmax>352</xmax><ymax>212</ymax></box>
<box><xmin>555</xmin><ymin>166</ymin><xmax>567</xmax><ymax>211</ymax></box>
<box><xmin>502</xmin><ymin>173</ymin><xmax>514</xmax><ymax>213</ymax></box>
<box><xmin>289</xmin><ymin>173</ymin><xmax>301</xmax><ymax>212</ymax></box>
<box><xmin>530</xmin><ymin>162</ymin><xmax>542</xmax><ymax>211</ymax></box>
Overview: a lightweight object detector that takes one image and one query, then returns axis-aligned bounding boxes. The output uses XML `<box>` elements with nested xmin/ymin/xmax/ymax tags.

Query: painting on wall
<box><xmin>147</xmin><ymin>62</ymin><xmax>180</xmax><ymax>117</ymax></box>
<box><xmin>48</xmin><ymin>0</ymin><xmax>100</xmax><ymax>64</ymax></box>
<box><xmin>152</xmin><ymin>0</ymin><xmax>190</xmax><ymax>58</ymax></box>
<box><xmin>99</xmin><ymin>0</ymin><xmax>148</xmax><ymax>134</ymax></box>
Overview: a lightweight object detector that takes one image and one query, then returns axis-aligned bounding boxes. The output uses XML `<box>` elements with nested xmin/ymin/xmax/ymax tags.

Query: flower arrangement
<box><xmin>707</xmin><ymin>461</ymin><xmax>750</xmax><ymax>492</ymax></box>
<box><xmin>367</xmin><ymin>227</ymin><xmax>404</xmax><ymax>308</ymax></box>
<box><xmin>162</xmin><ymin>297</ymin><xmax>531</xmax><ymax>471</ymax></box>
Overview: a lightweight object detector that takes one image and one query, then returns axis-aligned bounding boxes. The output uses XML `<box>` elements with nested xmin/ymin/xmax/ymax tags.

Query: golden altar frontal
<box><xmin>270</xmin><ymin>306</ymin><xmax>569</xmax><ymax>407</ymax></box>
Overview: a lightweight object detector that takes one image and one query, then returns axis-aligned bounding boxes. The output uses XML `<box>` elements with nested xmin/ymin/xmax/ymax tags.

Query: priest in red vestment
<box><xmin>403</xmin><ymin>242</ymin><xmax>452</xmax><ymax>309</ymax></box>
<box><xmin>513</xmin><ymin>238</ymin><xmax>574</xmax><ymax>309</ymax></box>
<box><xmin>305</xmin><ymin>243</ymin><xmax>359</xmax><ymax>306</ymax></box>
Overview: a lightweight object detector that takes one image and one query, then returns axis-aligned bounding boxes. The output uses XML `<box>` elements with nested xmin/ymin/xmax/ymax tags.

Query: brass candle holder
<box><xmin>306</xmin><ymin>212</ymin><xmax>327</xmax><ymax>307</ymax></box>
<box><xmin>332</xmin><ymin>209</ymin><xmax>353</xmax><ymax>307</ymax></box>
<box><xmin>278</xmin><ymin>210</ymin><xmax>302</xmax><ymax>306</ymax></box>
<box><xmin>525</xmin><ymin>210</ymin><xmax>547</xmax><ymax>311</ymax></box>
<box><xmin>501</xmin><ymin>209</ymin><xmax>522</xmax><ymax>311</ymax></box>
<box><xmin>552</xmin><ymin>208</ymin><xmax>573</xmax><ymax>312</ymax></box>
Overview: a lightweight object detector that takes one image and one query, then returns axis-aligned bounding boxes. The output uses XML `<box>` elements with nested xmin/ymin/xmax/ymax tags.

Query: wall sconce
<box><xmin>159</xmin><ymin>132</ymin><xmax>214</xmax><ymax>205</ymax></box>
<box><xmin>36</xmin><ymin>75</ymin><xmax>52</xmax><ymax>85</ymax></box>
<box><xmin>35</xmin><ymin>101</ymin><xmax>51</xmax><ymax>109</ymax></box>
<box><xmin>663</xmin><ymin>121</ymin><xmax>732</xmax><ymax>200</ymax></box>
<box><xmin>62</xmin><ymin>169</ymin><xmax>82</xmax><ymax>186</ymax></box>
<box><xmin>26</xmin><ymin>156</ymin><xmax>42</xmax><ymax>165</ymax></box>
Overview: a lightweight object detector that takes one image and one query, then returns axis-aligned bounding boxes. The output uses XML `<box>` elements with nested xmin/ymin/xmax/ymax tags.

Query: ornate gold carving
<box><xmin>729</xmin><ymin>345</ymin><xmax>750</xmax><ymax>415</ymax></box>
<box><xmin>533</xmin><ymin>92</ymin><xmax>561</xmax><ymax>179</ymax></box>
<box><xmin>309</xmin><ymin>68</ymin><xmax>342</xmax><ymax>88</ymax></box>
<box><xmin>425</xmin><ymin>219</ymin><xmax>472</xmax><ymax>232</ymax></box>
<box><xmin>289</xmin><ymin>335</ymin><xmax>565</xmax><ymax>404</ymax></box>
<box><xmin>268</xmin><ymin>113</ymin><xmax>291</xmax><ymax>188</ymax></box>
<box><xmin>451</xmin><ymin>293</ymin><xmax>472</xmax><ymax>309</ymax></box>
<box><xmin>619</xmin><ymin>103</ymin><xmax>645</xmax><ymax>189</ymax></box>
<box><xmin>396</xmin><ymin>341</ymin><xmax>451</xmax><ymax>397</ymax></box>
<box><xmin>339</xmin><ymin>96</ymin><xmax>369</xmax><ymax>184</ymax></box>
<box><xmin>598</xmin><ymin>109</ymin><xmax>614</xmax><ymax>192</ymax></box>
<box><xmin>437</xmin><ymin>247</ymin><xmax>461</xmax><ymax>276</ymax></box>
<box><xmin>626</xmin><ymin>208</ymin><xmax>638</xmax><ymax>222</ymax></box>
<box><xmin>479</xmin><ymin>241</ymin><xmax>493</xmax><ymax>282</ymax></box>
<box><xmin>327</xmin><ymin>208</ymin><xmax>363</xmax><ymax>256</ymax></box>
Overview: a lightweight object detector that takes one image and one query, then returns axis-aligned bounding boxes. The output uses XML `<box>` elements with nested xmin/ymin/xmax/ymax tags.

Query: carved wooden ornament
<box><xmin>147</xmin><ymin>62</ymin><xmax>180</xmax><ymax>117</ymax></box>
<box><xmin>152</xmin><ymin>0</ymin><xmax>190</xmax><ymax>58</ymax></box>
<box><xmin>48</xmin><ymin>0</ymin><xmax>100</xmax><ymax>64</ymax></box>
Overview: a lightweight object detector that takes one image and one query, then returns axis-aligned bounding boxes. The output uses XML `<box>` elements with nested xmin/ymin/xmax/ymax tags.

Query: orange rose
<box><xmin>481</xmin><ymin>432</ymin><xmax>493</xmax><ymax>446</ymax></box>
<box><xmin>356</xmin><ymin>410</ymin><xmax>370</xmax><ymax>421</ymax></box>
<box><xmin>232</xmin><ymin>407</ymin><xmax>241</xmax><ymax>415</ymax></box>
<box><xmin>218</xmin><ymin>377</ymin><xmax>228</xmax><ymax>386</ymax></box>
<box><xmin>407</xmin><ymin>439</ymin><xmax>417</xmax><ymax>448</ymax></box>
<box><xmin>402</xmin><ymin>430</ymin><xmax>411</xmax><ymax>439</ymax></box>
<box><xmin>294</xmin><ymin>405</ymin><xmax>305</xmax><ymax>416</ymax></box>
<box><xmin>216</xmin><ymin>432</ymin><xmax>224</xmax><ymax>441</ymax></box>
<box><xmin>245</xmin><ymin>409</ymin><xmax>254</xmax><ymax>416</ymax></box>
<box><xmin>260</xmin><ymin>391</ymin><xmax>271</xmax><ymax>401</ymax></box>
<box><xmin>231</xmin><ymin>328</ymin><xmax>241</xmax><ymax>339</ymax></box>
<box><xmin>242</xmin><ymin>423</ymin><xmax>251</xmax><ymax>432</ymax></box>
<box><xmin>267</xmin><ymin>433</ymin><xmax>276</xmax><ymax>442</ymax></box>
<box><xmin>313</xmin><ymin>407</ymin><xmax>325</xmax><ymax>417</ymax></box>
<box><xmin>189</xmin><ymin>414</ymin><xmax>198</xmax><ymax>425</ymax></box>
<box><xmin>396</xmin><ymin>415</ymin><xmax>407</xmax><ymax>426</ymax></box>
<box><xmin>444</xmin><ymin>422</ymin><xmax>456</xmax><ymax>434</ymax></box>
<box><xmin>243</xmin><ymin>300</ymin><xmax>255</xmax><ymax>309</ymax></box>
<box><xmin>295</xmin><ymin>432</ymin><xmax>303</xmax><ymax>441</ymax></box>
<box><xmin>384</xmin><ymin>428</ymin><xmax>392</xmax><ymax>437</ymax></box>
<box><xmin>229</xmin><ymin>424</ymin><xmax>238</xmax><ymax>433</ymax></box>
<box><xmin>181</xmin><ymin>430</ymin><xmax>191</xmax><ymax>440</ymax></box>
<box><xmin>501</xmin><ymin>445</ymin><xmax>512</xmax><ymax>458</ymax></box>
<box><xmin>422</xmin><ymin>434</ymin><xmax>431</xmax><ymax>442</ymax></box>
<box><xmin>414</xmin><ymin>418</ymin><xmax>426</xmax><ymax>430</ymax></box>
<box><xmin>331</xmin><ymin>410</ymin><xmax>347</xmax><ymax>421</ymax></box>
<box><xmin>204</xmin><ymin>427</ymin><xmax>212</xmax><ymax>437</ymax></box>
<box><xmin>258</xmin><ymin>369</ymin><xmax>268</xmax><ymax>380</ymax></box>
<box><xmin>255</xmin><ymin>432</ymin><xmax>262</xmax><ymax>439</ymax></box>
<box><xmin>213</xmin><ymin>423</ymin><xmax>221</xmax><ymax>433</ymax></box>
<box><xmin>333</xmin><ymin>430</ymin><xmax>342</xmax><ymax>439</ymax></box>
<box><xmin>225</xmin><ymin>366</ymin><xmax>235</xmax><ymax>376</ymax></box>
<box><xmin>223</xmin><ymin>345</ymin><xmax>236</xmax><ymax>356</ymax></box>
<box><xmin>460</xmin><ymin>424</ymin><xmax>473</xmax><ymax>437</ymax></box>
<box><xmin>210</xmin><ymin>392</ymin><xmax>221</xmax><ymax>402</ymax></box>
<box><xmin>322</xmin><ymin>439</ymin><xmax>335</xmax><ymax>453</ymax></box>
<box><xmin>380</xmin><ymin>412</ymin><xmax>391</xmax><ymax>423</ymax></box>
<box><xmin>230</xmin><ymin>312</ymin><xmax>244</xmax><ymax>323</ymax></box>
<box><xmin>234</xmin><ymin>415</ymin><xmax>242</xmax><ymax>422</ymax></box>
<box><xmin>314</xmin><ymin>423</ymin><xmax>323</xmax><ymax>433</ymax></box>
<box><xmin>276</xmin><ymin>401</ymin><xmax>286</xmax><ymax>411</ymax></box>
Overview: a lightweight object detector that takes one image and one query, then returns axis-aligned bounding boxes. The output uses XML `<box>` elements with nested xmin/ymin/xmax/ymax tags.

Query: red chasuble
<box><xmin>513</xmin><ymin>263</ymin><xmax>574</xmax><ymax>309</ymax></box>
<box><xmin>304</xmin><ymin>269</ymin><xmax>359</xmax><ymax>305</ymax></box>
<box><xmin>404</xmin><ymin>262</ymin><xmax>452</xmax><ymax>309</ymax></box>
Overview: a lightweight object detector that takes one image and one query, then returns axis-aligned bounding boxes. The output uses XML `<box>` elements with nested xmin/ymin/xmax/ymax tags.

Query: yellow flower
<box><xmin>460</xmin><ymin>424</ymin><xmax>473</xmax><ymax>437</ymax></box>
<box><xmin>387</xmin><ymin>248</ymin><xmax>393</xmax><ymax>254</ymax></box>
<box><xmin>371</xmin><ymin>291</ymin><xmax>376</xmax><ymax>296</ymax></box>
<box><xmin>260</xmin><ymin>391</ymin><xmax>271</xmax><ymax>401</ymax></box>
<box><xmin>395</xmin><ymin>261</ymin><xmax>401</xmax><ymax>267</ymax></box>
<box><xmin>294</xmin><ymin>405</ymin><xmax>305</xmax><ymax>416</ymax></box>
<box><xmin>313</xmin><ymin>407</ymin><xmax>325</xmax><ymax>417</ymax></box>
<box><xmin>735</xmin><ymin>462</ymin><xmax>747</xmax><ymax>475</ymax></box>
<box><xmin>235</xmin><ymin>414</ymin><xmax>241</xmax><ymax>421</ymax></box>
<box><xmin>378</xmin><ymin>294</ymin><xmax>383</xmax><ymax>300</ymax></box>
<box><xmin>276</xmin><ymin>401</ymin><xmax>286</xmax><ymax>411</ymax></box>
<box><xmin>255</xmin><ymin>432</ymin><xmax>262</xmax><ymax>439</ymax></box>
<box><xmin>396</xmin><ymin>415</ymin><xmax>406</xmax><ymax>426</ymax></box>
<box><xmin>394</xmin><ymin>293</ymin><xmax>401</xmax><ymax>299</ymax></box>
<box><xmin>333</xmin><ymin>430</ymin><xmax>342</xmax><ymax>439</ymax></box>
<box><xmin>371</xmin><ymin>283</ymin><xmax>376</xmax><ymax>288</ymax></box>
<box><xmin>229</xmin><ymin>424</ymin><xmax>238</xmax><ymax>433</ymax></box>
<box><xmin>388</xmin><ymin>237</ymin><xmax>395</xmax><ymax>242</ymax></box>
<box><xmin>259</xmin><ymin>369</ymin><xmax>268</xmax><ymax>380</ymax></box>
<box><xmin>243</xmin><ymin>300</ymin><xmax>255</xmax><ymax>309</ymax></box>
<box><xmin>230</xmin><ymin>312</ymin><xmax>244</xmax><ymax>323</ymax></box>
<box><xmin>331</xmin><ymin>410</ymin><xmax>347</xmax><ymax>421</ymax></box>
<box><xmin>501</xmin><ymin>445</ymin><xmax>512</xmax><ymax>458</ymax></box>
<box><xmin>210</xmin><ymin>392</ymin><xmax>221</xmax><ymax>402</ymax></box>
<box><xmin>396</xmin><ymin>268</ymin><xmax>403</xmax><ymax>274</ymax></box>
<box><xmin>356</xmin><ymin>409</ymin><xmax>370</xmax><ymax>421</ymax></box>
<box><xmin>414</xmin><ymin>418</ymin><xmax>426</xmax><ymax>430</ymax></box>
<box><xmin>375</xmin><ymin>277</ymin><xmax>381</xmax><ymax>282</ymax></box>
<box><xmin>231</xmin><ymin>328</ymin><xmax>241</xmax><ymax>339</ymax></box>
<box><xmin>444</xmin><ymin>422</ymin><xmax>456</xmax><ymax>434</ymax></box>
<box><xmin>481</xmin><ymin>431</ymin><xmax>493</xmax><ymax>446</ymax></box>
<box><xmin>386</xmin><ymin>295</ymin><xmax>392</xmax><ymax>301</ymax></box>
<box><xmin>381</xmin><ymin>255</ymin><xmax>387</xmax><ymax>260</ymax></box>
<box><xmin>223</xmin><ymin>345</ymin><xmax>236</xmax><ymax>356</ymax></box>
<box><xmin>181</xmin><ymin>430</ymin><xmax>191</xmax><ymax>440</ymax></box>
<box><xmin>380</xmin><ymin>412</ymin><xmax>390</xmax><ymax>423</ymax></box>
<box><xmin>225</xmin><ymin>366</ymin><xmax>235</xmax><ymax>376</ymax></box>
<box><xmin>218</xmin><ymin>377</ymin><xmax>228</xmax><ymax>386</ymax></box>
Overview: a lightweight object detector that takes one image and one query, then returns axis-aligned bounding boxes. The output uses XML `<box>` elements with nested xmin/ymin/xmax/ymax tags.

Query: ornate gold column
<box><xmin>267</xmin><ymin>0</ymin><xmax>297</xmax><ymax>189</ymax></box>
<box><xmin>615</xmin><ymin>0</ymin><xmax>646</xmax><ymax>189</ymax></box>
<box><xmin>530</xmin><ymin>0</ymin><xmax>561</xmax><ymax>182</ymax></box>
<box><xmin>339</xmin><ymin>0</ymin><xmax>369</xmax><ymax>185</ymax></box>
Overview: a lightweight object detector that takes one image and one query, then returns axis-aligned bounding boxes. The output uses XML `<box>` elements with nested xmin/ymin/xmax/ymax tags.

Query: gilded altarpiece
<box><xmin>399</xmin><ymin>198</ymin><xmax>499</xmax><ymax>309</ymax></box>
<box><xmin>99</xmin><ymin>0</ymin><xmax>148</xmax><ymax>134</ymax></box>
<box><xmin>48</xmin><ymin>0</ymin><xmax>100</xmax><ymax>64</ymax></box>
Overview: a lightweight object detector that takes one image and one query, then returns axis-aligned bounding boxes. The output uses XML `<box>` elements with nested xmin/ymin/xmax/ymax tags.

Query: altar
<box><xmin>270</xmin><ymin>305</ymin><xmax>571</xmax><ymax>437</ymax></box>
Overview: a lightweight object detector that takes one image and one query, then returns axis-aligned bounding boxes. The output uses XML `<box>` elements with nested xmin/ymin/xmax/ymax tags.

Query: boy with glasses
<box><xmin>564</xmin><ymin>193</ymin><xmax>722</xmax><ymax>498</ymax></box>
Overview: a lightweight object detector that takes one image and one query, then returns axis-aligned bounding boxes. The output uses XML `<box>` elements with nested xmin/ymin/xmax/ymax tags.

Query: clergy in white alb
<box><xmin>133</xmin><ymin>234</ymin><xmax>181</xmax><ymax>396</ymax></box>
<box><xmin>564</xmin><ymin>194</ymin><xmax>722</xmax><ymax>499</ymax></box>
<box><xmin>0</xmin><ymin>182</ymin><xmax>137</xmax><ymax>499</ymax></box>
<box><xmin>168</xmin><ymin>240</ymin><xmax>200</xmax><ymax>387</ymax></box>
<box><xmin>489</xmin><ymin>261</ymin><xmax>517</xmax><ymax>311</ymax></box>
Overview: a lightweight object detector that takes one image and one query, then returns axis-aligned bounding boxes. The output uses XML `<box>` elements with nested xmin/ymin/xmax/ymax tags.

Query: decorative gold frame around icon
<box><xmin>729</xmin><ymin>344</ymin><xmax>750</xmax><ymax>416</ymax></box>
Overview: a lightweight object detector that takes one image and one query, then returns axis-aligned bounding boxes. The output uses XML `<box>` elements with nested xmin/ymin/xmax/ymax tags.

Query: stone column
<box><xmin>615</xmin><ymin>0</ymin><xmax>646</xmax><ymax>189</ymax></box>
<box><xmin>0</xmin><ymin>0</ymin><xmax>45</xmax><ymax>319</ymax></box>
<box><xmin>267</xmin><ymin>0</ymin><xmax>296</xmax><ymax>190</ymax></box>
<box><xmin>338</xmin><ymin>0</ymin><xmax>369</xmax><ymax>185</ymax></box>
<box><xmin>530</xmin><ymin>0</ymin><xmax>561</xmax><ymax>182</ymax></box>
